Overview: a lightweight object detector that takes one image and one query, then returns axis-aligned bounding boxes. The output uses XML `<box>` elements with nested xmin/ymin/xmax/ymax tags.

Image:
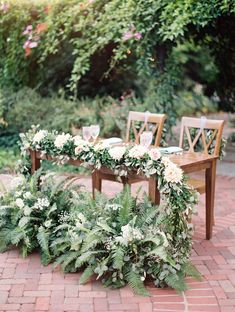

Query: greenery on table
<box><xmin>0</xmin><ymin>172</ymin><xmax>200</xmax><ymax>295</ymax></box>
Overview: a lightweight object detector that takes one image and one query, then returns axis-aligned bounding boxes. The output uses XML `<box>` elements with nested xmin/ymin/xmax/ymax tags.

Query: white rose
<box><xmin>10</xmin><ymin>176</ymin><xmax>25</xmax><ymax>189</ymax></box>
<box><xmin>148</xmin><ymin>148</ymin><xmax>161</xmax><ymax>161</ymax></box>
<box><xmin>74</xmin><ymin>139</ymin><xmax>87</xmax><ymax>155</ymax></box>
<box><xmin>33</xmin><ymin>130</ymin><xmax>48</xmax><ymax>144</ymax></box>
<box><xmin>108</xmin><ymin>146</ymin><xmax>126</xmax><ymax>161</ymax></box>
<box><xmin>15</xmin><ymin>198</ymin><xmax>24</xmax><ymax>209</ymax></box>
<box><xmin>128</xmin><ymin>145</ymin><xmax>147</xmax><ymax>159</ymax></box>
<box><xmin>164</xmin><ymin>163</ymin><xmax>183</xmax><ymax>184</ymax></box>
<box><xmin>54</xmin><ymin>133</ymin><xmax>71</xmax><ymax>149</ymax></box>
<box><xmin>24</xmin><ymin>206</ymin><xmax>32</xmax><ymax>216</ymax></box>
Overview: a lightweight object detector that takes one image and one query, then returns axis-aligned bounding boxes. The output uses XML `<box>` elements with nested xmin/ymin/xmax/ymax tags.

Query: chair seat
<box><xmin>188</xmin><ymin>178</ymin><xmax>205</xmax><ymax>194</ymax></box>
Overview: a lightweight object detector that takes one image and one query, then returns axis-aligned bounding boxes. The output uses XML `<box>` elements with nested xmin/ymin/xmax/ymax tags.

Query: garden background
<box><xmin>0</xmin><ymin>0</ymin><xmax>235</xmax><ymax>173</ymax></box>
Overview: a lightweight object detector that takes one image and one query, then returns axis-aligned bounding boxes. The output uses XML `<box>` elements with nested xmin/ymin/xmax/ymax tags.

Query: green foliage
<box><xmin>0</xmin><ymin>173</ymin><xmax>79</xmax><ymax>258</ymax></box>
<box><xmin>0</xmin><ymin>0</ymin><xmax>234</xmax><ymax>111</ymax></box>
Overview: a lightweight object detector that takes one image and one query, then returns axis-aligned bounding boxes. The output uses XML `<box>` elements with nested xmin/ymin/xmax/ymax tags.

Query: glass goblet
<box><xmin>90</xmin><ymin>125</ymin><xmax>100</xmax><ymax>141</ymax></box>
<box><xmin>140</xmin><ymin>131</ymin><xmax>153</xmax><ymax>148</ymax></box>
<box><xmin>82</xmin><ymin>126</ymin><xmax>91</xmax><ymax>142</ymax></box>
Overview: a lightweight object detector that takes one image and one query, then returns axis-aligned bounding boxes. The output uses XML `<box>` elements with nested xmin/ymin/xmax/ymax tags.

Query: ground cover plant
<box><xmin>0</xmin><ymin>172</ymin><xmax>200</xmax><ymax>296</ymax></box>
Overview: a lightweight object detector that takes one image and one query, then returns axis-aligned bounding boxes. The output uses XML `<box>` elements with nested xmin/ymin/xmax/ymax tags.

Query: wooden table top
<box><xmin>169</xmin><ymin>152</ymin><xmax>217</xmax><ymax>173</ymax></box>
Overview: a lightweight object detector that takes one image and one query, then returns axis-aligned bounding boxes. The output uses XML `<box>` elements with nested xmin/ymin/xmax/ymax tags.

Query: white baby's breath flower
<box><xmin>54</xmin><ymin>133</ymin><xmax>71</xmax><ymax>149</ymax></box>
<box><xmin>128</xmin><ymin>145</ymin><xmax>147</xmax><ymax>159</ymax></box>
<box><xmin>164</xmin><ymin>163</ymin><xmax>183</xmax><ymax>184</ymax></box>
<box><xmin>10</xmin><ymin>176</ymin><xmax>25</xmax><ymax>189</ymax></box>
<box><xmin>34</xmin><ymin>197</ymin><xmax>50</xmax><ymax>210</ymax></box>
<box><xmin>33</xmin><ymin>130</ymin><xmax>48</xmax><ymax>144</ymax></box>
<box><xmin>148</xmin><ymin>148</ymin><xmax>161</xmax><ymax>161</ymax></box>
<box><xmin>15</xmin><ymin>198</ymin><xmax>24</xmax><ymax>209</ymax></box>
<box><xmin>108</xmin><ymin>146</ymin><xmax>126</xmax><ymax>161</ymax></box>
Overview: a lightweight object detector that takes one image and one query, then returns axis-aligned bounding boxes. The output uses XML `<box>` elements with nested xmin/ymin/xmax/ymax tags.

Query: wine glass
<box><xmin>90</xmin><ymin>125</ymin><xmax>100</xmax><ymax>141</ymax></box>
<box><xmin>82</xmin><ymin>126</ymin><xmax>91</xmax><ymax>141</ymax></box>
<box><xmin>140</xmin><ymin>131</ymin><xmax>153</xmax><ymax>148</ymax></box>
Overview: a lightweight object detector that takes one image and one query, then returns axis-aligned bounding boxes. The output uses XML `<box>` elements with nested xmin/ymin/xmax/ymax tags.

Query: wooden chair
<box><xmin>179</xmin><ymin>116</ymin><xmax>225</xmax><ymax>223</ymax></box>
<box><xmin>92</xmin><ymin>111</ymin><xmax>167</xmax><ymax>195</ymax></box>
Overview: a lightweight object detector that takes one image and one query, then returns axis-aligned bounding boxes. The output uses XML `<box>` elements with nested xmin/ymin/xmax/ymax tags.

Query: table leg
<box><xmin>205</xmin><ymin>159</ymin><xmax>216</xmax><ymax>240</ymax></box>
<box><xmin>92</xmin><ymin>171</ymin><xmax>102</xmax><ymax>199</ymax></box>
<box><xmin>149</xmin><ymin>177</ymin><xmax>160</xmax><ymax>205</ymax></box>
<box><xmin>30</xmin><ymin>150</ymin><xmax>40</xmax><ymax>175</ymax></box>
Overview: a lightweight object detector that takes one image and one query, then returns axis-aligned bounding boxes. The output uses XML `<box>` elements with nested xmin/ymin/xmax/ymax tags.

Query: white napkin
<box><xmin>158</xmin><ymin>146</ymin><xmax>183</xmax><ymax>154</ymax></box>
<box><xmin>103</xmin><ymin>137</ymin><xmax>123</xmax><ymax>145</ymax></box>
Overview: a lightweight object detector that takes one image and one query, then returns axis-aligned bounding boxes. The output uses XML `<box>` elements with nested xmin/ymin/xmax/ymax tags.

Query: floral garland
<box><xmin>9</xmin><ymin>125</ymin><xmax>201</xmax><ymax>294</ymax></box>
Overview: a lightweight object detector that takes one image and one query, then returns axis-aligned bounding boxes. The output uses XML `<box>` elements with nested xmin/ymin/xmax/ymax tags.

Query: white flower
<box><xmin>128</xmin><ymin>145</ymin><xmax>147</xmax><ymax>159</ymax></box>
<box><xmin>164</xmin><ymin>163</ymin><xmax>183</xmax><ymax>184</ymax></box>
<box><xmin>10</xmin><ymin>176</ymin><xmax>25</xmax><ymax>189</ymax></box>
<box><xmin>23</xmin><ymin>192</ymin><xmax>32</xmax><ymax>200</ymax></box>
<box><xmin>74</xmin><ymin>138</ymin><xmax>87</xmax><ymax>154</ymax></box>
<box><xmin>44</xmin><ymin>220</ymin><xmax>52</xmax><ymax>228</ymax></box>
<box><xmin>108</xmin><ymin>146</ymin><xmax>126</xmax><ymax>161</ymax></box>
<box><xmin>34</xmin><ymin>198</ymin><xmax>50</xmax><ymax>210</ymax></box>
<box><xmin>94</xmin><ymin>141</ymin><xmax>109</xmax><ymax>151</ymax></box>
<box><xmin>115</xmin><ymin>224</ymin><xmax>143</xmax><ymax>246</ymax></box>
<box><xmin>77</xmin><ymin>212</ymin><xmax>86</xmax><ymax>224</ymax></box>
<box><xmin>24</xmin><ymin>206</ymin><xmax>32</xmax><ymax>216</ymax></box>
<box><xmin>73</xmin><ymin>135</ymin><xmax>82</xmax><ymax>145</ymax></box>
<box><xmin>33</xmin><ymin>130</ymin><xmax>48</xmax><ymax>144</ymax></box>
<box><xmin>161</xmin><ymin>156</ymin><xmax>171</xmax><ymax>166</ymax></box>
<box><xmin>15</xmin><ymin>198</ymin><xmax>24</xmax><ymax>209</ymax></box>
<box><xmin>148</xmin><ymin>148</ymin><xmax>161</xmax><ymax>161</ymax></box>
<box><xmin>54</xmin><ymin>133</ymin><xmax>71</xmax><ymax>149</ymax></box>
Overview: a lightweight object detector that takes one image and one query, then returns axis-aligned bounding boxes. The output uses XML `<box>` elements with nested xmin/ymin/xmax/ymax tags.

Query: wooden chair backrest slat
<box><xmin>179</xmin><ymin>117</ymin><xmax>225</xmax><ymax>156</ymax></box>
<box><xmin>126</xmin><ymin>111</ymin><xmax>167</xmax><ymax>147</ymax></box>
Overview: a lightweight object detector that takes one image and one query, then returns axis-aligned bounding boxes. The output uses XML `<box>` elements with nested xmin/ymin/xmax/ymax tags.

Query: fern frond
<box><xmin>113</xmin><ymin>246</ymin><xmax>125</xmax><ymax>270</ymax></box>
<box><xmin>165</xmin><ymin>272</ymin><xmax>187</xmax><ymax>292</ymax></box>
<box><xmin>80</xmin><ymin>230</ymin><xmax>102</xmax><ymax>253</ymax></box>
<box><xmin>75</xmin><ymin>250</ymin><xmax>104</xmax><ymax>269</ymax></box>
<box><xmin>118</xmin><ymin>186</ymin><xmax>134</xmax><ymax>226</ymax></box>
<box><xmin>184</xmin><ymin>262</ymin><xmax>202</xmax><ymax>281</ymax></box>
<box><xmin>37</xmin><ymin>227</ymin><xmax>51</xmax><ymax>265</ymax></box>
<box><xmin>79</xmin><ymin>267</ymin><xmax>94</xmax><ymax>284</ymax></box>
<box><xmin>125</xmin><ymin>270</ymin><xmax>149</xmax><ymax>296</ymax></box>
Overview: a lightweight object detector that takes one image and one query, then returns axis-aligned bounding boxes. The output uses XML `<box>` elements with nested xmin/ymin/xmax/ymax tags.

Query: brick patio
<box><xmin>0</xmin><ymin>174</ymin><xmax>235</xmax><ymax>312</ymax></box>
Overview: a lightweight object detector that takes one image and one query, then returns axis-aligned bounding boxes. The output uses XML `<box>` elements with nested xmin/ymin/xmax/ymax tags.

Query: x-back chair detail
<box><xmin>179</xmin><ymin>116</ymin><xmax>225</xmax><ymax>226</ymax></box>
<box><xmin>92</xmin><ymin>111</ymin><xmax>167</xmax><ymax>195</ymax></box>
<box><xmin>125</xmin><ymin>111</ymin><xmax>166</xmax><ymax>146</ymax></box>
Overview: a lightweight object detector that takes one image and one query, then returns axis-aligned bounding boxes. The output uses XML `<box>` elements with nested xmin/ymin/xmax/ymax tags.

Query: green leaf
<box><xmin>79</xmin><ymin>267</ymin><xmax>94</xmax><ymax>284</ymax></box>
<box><xmin>126</xmin><ymin>270</ymin><xmax>149</xmax><ymax>297</ymax></box>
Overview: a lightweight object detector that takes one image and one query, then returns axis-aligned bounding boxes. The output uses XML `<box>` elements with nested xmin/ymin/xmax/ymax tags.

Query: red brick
<box><xmin>23</xmin><ymin>290</ymin><xmax>50</xmax><ymax>297</ymax></box>
<box><xmin>35</xmin><ymin>297</ymin><xmax>50</xmax><ymax>311</ymax></box>
<box><xmin>139</xmin><ymin>303</ymin><xmax>153</xmax><ymax>312</ymax></box>
<box><xmin>79</xmin><ymin>291</ymin><xmax>106</xmax><ymax>298</ymax></box>
<box><xmin>0</xmin><ymin>291</ymin><xmax>8</xmax><ymax>304</ymax></box>
<box><xmin>9</xmin><ymin>284</ymin><xmax>24</xmax><ymax>297</ymax></box>
<box><xmin>109</xmin><ymin>303</ymin><xmax>138</xmax><ymax>311</ymax></box>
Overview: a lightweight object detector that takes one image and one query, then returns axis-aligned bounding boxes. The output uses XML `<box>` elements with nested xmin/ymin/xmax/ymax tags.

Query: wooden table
<box><xmin>30</xmin><ymin>150</ymin><xmax>217</xmax><ymax>240</ymax></box>
<box><xmin>92</xmin><ymin>152</ymin><xmax>218</xmax><ymax>240</ymax></box>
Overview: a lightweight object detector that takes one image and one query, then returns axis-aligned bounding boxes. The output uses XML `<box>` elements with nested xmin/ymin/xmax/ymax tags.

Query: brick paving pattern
<box><xmin>0</xmin><ymin>175</ymin><xmax>235</xmax><ymax>312</ymax></box>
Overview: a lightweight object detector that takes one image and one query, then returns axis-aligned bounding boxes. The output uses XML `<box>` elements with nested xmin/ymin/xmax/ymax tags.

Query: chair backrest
<box><xmin>125</xmin><ymin>111</ymin><xmax>167</xmax><ymax>147</ymax></box>
<box><xmin>179</xmin><ymin>116</ymin><xmax>225</xmax><ymax>156</ymax></box>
